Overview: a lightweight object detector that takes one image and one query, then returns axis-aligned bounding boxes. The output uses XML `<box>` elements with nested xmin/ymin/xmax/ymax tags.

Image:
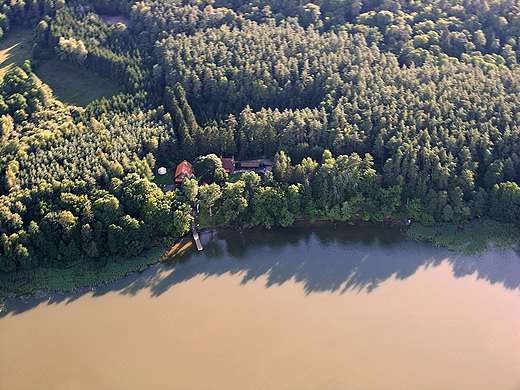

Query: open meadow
<box><xmin>0</xmin><ymin>29</ymin><xmax>123</xmax><ymax>107</ymax></box>
<box><xmin>0</xmin><ymin>28</ymin><xmax>33</xmax><ymax>79</ymax></box>
<box><xmin>35</xmin><ymin>59</ymin><xmax>123</xmax><ymax>107</ymax></box>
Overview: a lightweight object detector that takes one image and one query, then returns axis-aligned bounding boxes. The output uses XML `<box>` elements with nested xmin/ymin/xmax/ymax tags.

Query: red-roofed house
<box><xmin>240</xmin><ymin>162</ymin><xmax>260</xmax><ymax>169</ymax></box>
<box><xmin>220</xmin><ymin>156</ymin><xmax>235</xmax><ymax>173</ymax></box>
<box><xmin>175</xmin><ymin>160</ymin><xmax>194</xmax><ymax>183</ymax></box>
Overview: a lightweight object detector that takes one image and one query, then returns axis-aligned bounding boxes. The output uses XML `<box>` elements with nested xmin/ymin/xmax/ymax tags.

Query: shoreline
<box><xmin>1</xmin><ymin>218</ymin><xmax>518</xmax><ymax>305</ymax></box>
<box><xmin>197</xmin><ymin>216</ymin><xmax>409</xmax><ymax>232</ymax></box>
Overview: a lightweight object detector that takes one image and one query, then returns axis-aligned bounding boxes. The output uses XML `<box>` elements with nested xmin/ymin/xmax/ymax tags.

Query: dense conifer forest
<box><xmin>1</xmin><ymin>0</ymin><xmax>520</xmax><ymax>273</ymax></box>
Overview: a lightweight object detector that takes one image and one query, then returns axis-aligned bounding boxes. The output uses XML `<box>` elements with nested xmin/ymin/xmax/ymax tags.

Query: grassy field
<box><xmin>35</xmin><ymin>58</ymin><xmax>123</xmax><ymax>107</ymax></box>
<box><xmin>195</xmin><ymin>208</ymin><xmax>217</xmax><ymax>229</ymax></box>
<box><xmin>0</xmin><ymin>28</ymin><xmax>33</xmax><ymax>79</ymax></box>
<box><xmin>153</xmin><ymin>168</ymin><xmax>176</xmax><ymax>185</ymax></box>
<box><xmin>0</xmin><ymin>29</ymin><xmax>123</xmax><ymax>107</ymax></box>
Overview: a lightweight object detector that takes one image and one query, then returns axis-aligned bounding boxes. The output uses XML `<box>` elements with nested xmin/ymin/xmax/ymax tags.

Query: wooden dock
<box><xmin>191</xmin><ymin>220</ymin><xmax>203</xmax><ymax>251</ymax></box>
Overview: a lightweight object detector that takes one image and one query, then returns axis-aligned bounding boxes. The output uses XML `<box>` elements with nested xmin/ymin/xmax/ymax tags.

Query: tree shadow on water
<box><xmin>2</xmin><ymin>223</ymin><xmax>520</xmax><ymax>316</ymax></box>
<box><xmin>448</xmin><ymin>247</ymin><xmax>520</xmax><ymax>290</ymax></box>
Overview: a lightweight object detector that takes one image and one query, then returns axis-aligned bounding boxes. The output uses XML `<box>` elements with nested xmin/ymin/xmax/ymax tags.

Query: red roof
<box><xmin>220</xmin><ymin>157</ymin><xmax>235</xmax><ymax>173</ymax></box>
<box><xmin>241</xmin><ymin>162</ymin><xmax>259</xmax><ymax>168</ymax></box>
<box><xmin>175</xmin><ymin>160</ymin><xmax>193</xmax><ymax>183</ymax></box>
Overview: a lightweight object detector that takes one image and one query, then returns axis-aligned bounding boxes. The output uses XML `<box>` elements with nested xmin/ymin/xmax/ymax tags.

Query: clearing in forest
<box><xmin>0</xmin><ymin>29</ymin><xmax>123</xmax><ymax>107</ymax></box>
<box><xmin>35</xmin><ymin>58</ymin><xmax>124</xmax><ymax>108</ymax></box>
<box><xmin>0</xmin><ymin>28</ymin><xmax>33</xmax><ymax>79</ymax></box>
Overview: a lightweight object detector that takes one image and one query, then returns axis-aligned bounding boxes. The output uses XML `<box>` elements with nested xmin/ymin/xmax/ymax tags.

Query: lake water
<box><xmin>1</xmin><ymin>223</ymin><xmax>520</xmax><ymax>390</ymax></box>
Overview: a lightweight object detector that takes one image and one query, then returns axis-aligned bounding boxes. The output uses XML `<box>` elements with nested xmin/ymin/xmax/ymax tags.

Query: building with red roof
<box><xmin>175</xmin><ymin>160</ymin><xmax>194</xmax><ymax>183</ymax></box>
<box><xmin>240</xmin><ymin>162</ymin><xmax>260</xmax><ymax>169</ymax></box>
<box><xmin>220</xmin><ymin>156</ymin><xmax>235</xmax><ymax>173</ymax></box>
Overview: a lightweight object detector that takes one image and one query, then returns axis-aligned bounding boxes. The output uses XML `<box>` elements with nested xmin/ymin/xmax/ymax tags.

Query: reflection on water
<box><xmin>1</xmin><ymin>223</ymin><xmax>520</xmax><ymax>390</ymax></box>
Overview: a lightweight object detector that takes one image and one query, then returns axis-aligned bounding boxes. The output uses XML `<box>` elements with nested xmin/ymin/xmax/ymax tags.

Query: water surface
<box><xmin>1</xmin><ymin>223</ymin><xmax>520</xmax><ymax>390</ymax></box>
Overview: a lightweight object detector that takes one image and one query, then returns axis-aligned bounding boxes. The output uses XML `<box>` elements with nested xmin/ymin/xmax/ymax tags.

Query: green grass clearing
<box><xmin>0</xmin><ymin>28</ymin><xmax>33</xmax><ymax>80</ymax></box>
<box><xmin>35</xmin><ymin>58</ymin><xmax>124</xmax><ymax>107</ymax></box>
<box><xmin>195</xmin><ymin>208</ymin><xmax>217</xmax><ymax>229</ymax></box>
<box><xmin>153</xmin><ymin>168</ymin><xmax>176</xmax><ymax>185</ymax></box>
<box><xmin>0</xmin><ymin>28</ymin><xmax>124</xmax><ymax>107</ymax></box>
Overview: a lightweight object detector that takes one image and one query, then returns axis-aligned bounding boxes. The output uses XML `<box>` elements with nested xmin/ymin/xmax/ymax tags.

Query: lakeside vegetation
<box><xmin>0</xmin><ymin>0</ymin><xmax>520</xmax><ymax>296</ymax></box>
<box><xmin>406</xmin><ymin>217</ymin><xmax>520</xmax><ymax>253</ymax></box>
<box><xmin>0</xmin><ymin>246</ymin><xmax>167</xmax><ymax>303</ymax></box>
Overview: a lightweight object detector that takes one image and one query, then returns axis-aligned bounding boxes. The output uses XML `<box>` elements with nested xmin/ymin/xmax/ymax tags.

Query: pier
<box><xmin>191</xmin><ymin>220</ymin><xmax>203</xmax><ymax>251</ymax></box>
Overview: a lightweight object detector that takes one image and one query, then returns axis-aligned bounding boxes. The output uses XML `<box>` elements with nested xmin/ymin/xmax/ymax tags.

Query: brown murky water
<box><xmin>1</xmin><ymin>224</ymin><xmax>520</xmax><ymax>390</ymax></box>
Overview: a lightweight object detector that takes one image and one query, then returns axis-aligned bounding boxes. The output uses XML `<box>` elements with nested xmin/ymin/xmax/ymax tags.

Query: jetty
<box><xmin>191</xmin><ymin>220</ymin><xmax>203</xmax><ymax>251</ymax></box>
<box><xmin>402</xmin><ymin>202</ymin><xmax>411</xmax><ymax>226</ymax></box>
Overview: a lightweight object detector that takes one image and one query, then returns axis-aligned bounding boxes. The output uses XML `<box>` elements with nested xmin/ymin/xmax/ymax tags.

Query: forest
<box><xmin>1</xmin><ymin>0</ymin><xmax>520</xmax><ymax>273</ymax></box>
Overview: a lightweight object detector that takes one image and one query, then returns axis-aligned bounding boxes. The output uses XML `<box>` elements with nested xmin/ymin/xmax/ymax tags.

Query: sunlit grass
<box><xmin>0</xmin><ymin>28</ymin><xmax>33</xmax><ymax>79</ymax></box>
